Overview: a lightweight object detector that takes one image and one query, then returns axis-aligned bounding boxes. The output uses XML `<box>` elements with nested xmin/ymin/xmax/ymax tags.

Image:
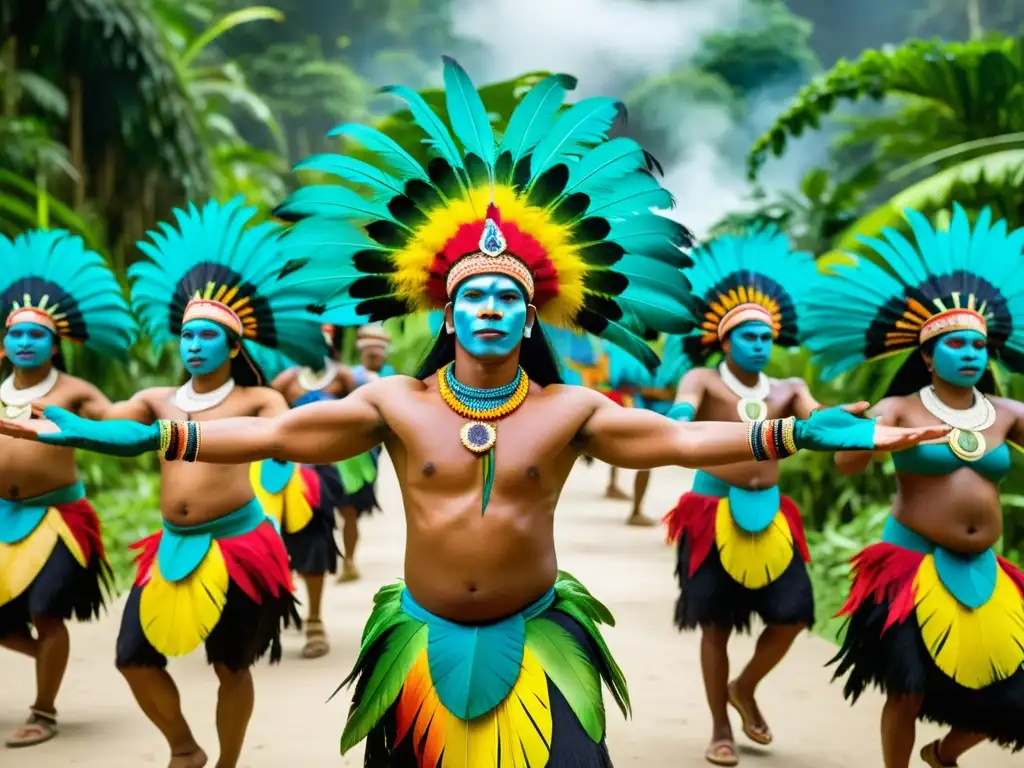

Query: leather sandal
<box><xmin>5</xmin><ymin>707</ymin><xmax>58</xmax><ymax>748</ymax></box>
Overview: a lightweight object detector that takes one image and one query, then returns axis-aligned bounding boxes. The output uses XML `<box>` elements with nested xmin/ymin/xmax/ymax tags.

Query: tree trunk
<box><xmin>69</xmin><ymin>74</ymin><xmax>85</xmax><ymax>210</ymax></box>
<box><xmin>966</xmin><ymin>0</ymin><xmax>983</xmax><ymax>38</ymax></box>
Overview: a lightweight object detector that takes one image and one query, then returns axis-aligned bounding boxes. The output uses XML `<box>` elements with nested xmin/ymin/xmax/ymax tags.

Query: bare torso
<box><xmin>692</xmin><ymin>371</ymin><xmax>805</xmax><ymax>489</ymax></box>
<box><xmin>0</xmin><ymin>373</ymin><xmax>93</xmax><ymax>500</ymax></box>
<box><xmin>378</xmin><ymin>376</ymin><xmax>589</xmax><ymax>622</ymax></box>
<box><xmin>140</xmin><ymin>385</ymin><xmax>281</xmax><ymax>526</ymax></box>
<box><xmin>888</xmin><ymin>394</ymin><xmax>1011</xmax><ymax>553</ymax></box>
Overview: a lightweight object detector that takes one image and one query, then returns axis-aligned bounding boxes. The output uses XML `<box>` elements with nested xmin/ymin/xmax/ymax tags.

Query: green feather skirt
<box><xmin>337</xmin><ymin>571</ymin><xmax>627</xmax><ymax>767</ymax></box>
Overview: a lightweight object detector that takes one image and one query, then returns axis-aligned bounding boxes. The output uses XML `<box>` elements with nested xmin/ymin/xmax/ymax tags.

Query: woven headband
<box><xmin>919</xmin><ymin>308</ymin><xmax>987</xmax><ymax>344</ymax></box>
<box><xmin>182</xmin><ymin>298</ymin><xmax>243</xmax><ymax>336</ymax></box>
<box><xmin>6</xmin><ymin>307</ymin><xmax>57</xmax><ymax>334</ymax></box>
<box><xmin>718</xmin><ymin>303</ymin><xmax>775</xmax><ymax>341</ymax></box>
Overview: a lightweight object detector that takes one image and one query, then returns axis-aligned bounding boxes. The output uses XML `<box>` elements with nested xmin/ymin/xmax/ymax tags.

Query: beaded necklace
<box><xmin>437</xmin><ymin>362</ymin><xmax>530</xmax><ymax>514</ymax></box>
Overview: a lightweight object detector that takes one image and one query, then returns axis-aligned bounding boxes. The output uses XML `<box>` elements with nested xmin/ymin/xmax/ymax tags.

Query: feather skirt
<box><xmin>0</xmin><ymin>498</ymin><xmax>112</xmax><ymax>635</ymax></box>
<box><xmin>339</xmin><ymin>573</ymin><xmax>628</xmax><ymax>767</ymax></box>
<box><xmin>251</xmin><ymin>460</ymin><xmax>341</xmax><ymax>574</ymax></box>
<box><xmin>283</xmin><ymin>465</ymin><xmax>341</xmax><ymax>575</ymax></box>
<box><xmin>337</xmin><ymin>449</ymin><xmax>381</xmax><ymax>517</ymax></box>
<box><xmin>665</xmin><ymin>489</ymin><xmax>814</xmax><ymax>632</ymax></box>
<box><xmin>116</xmin><ymin>518</ymin><xmax>299</xmax><ymax>669</ymax></box>
<box><xmin>831</xmin><ymin>541</ymin><xmax>1024</xmax><ymax>749</ymax></box>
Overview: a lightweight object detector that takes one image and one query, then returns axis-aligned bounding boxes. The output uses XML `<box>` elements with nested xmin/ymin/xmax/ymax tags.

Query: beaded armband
<box><xmin>157</xmin><ymin>419</ymin><xmax>203</xmax><ymax>462</ymax></box>
<box><xmin>748</xmin><ymin>417</ymin><xmax>798</xmax><ymax>462</ymax></box>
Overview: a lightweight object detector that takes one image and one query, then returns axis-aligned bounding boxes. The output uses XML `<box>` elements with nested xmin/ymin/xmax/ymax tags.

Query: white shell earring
<box><xmin>445</xmin><ymin>322</ymin><xmax>455</xmax><ymax>335</ymax></box>
<box><xmin>523</xmin><ymin>325</ymin><xmax>533</xmax><ymax>339</ymax></box>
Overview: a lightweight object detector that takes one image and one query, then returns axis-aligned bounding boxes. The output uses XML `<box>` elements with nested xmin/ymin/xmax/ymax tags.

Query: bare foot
<box><xmin>604</xmin><ymin>486</ymin><xmax>629</xmax><ymax>500</ymax></box>
<box><xmin>728</xmin><ymin>680</ymin><xmax>772</xmax><ymax>745</ymax></box>
<box><xmin>626</xmin><ymin>512</ymin><xmax>656</xmax><ymax>527</ymax></box>
<box><xmin>169</xmin><ymin>747</ymin><xmax>208</xmax><ymax>768</ymax></box>
<box><xmin>337</xmin><ymin>560</ymin><xmax>360</xmax><ymax>583</ymax></box>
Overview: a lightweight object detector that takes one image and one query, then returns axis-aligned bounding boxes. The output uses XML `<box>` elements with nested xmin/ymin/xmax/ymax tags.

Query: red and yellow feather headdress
<box><xmin>275</xmin><ymin>57</ymin><xmax>697</xmax><ymax>370</ymax></box>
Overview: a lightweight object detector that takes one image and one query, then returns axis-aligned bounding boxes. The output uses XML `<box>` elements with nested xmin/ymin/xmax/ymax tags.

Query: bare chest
<box><xmin>148</xmin><ymin>389</ymin><xmax>261</xmax><ymax>421</ymax></box>
<box><xmin>700</xmin><ymin>376</ymin><xmax>795</xmax><ymax>422</ymax></box>
<box><xmin>385</xmin><ymin>397</ymin><xmax>580</xmax><ymax>493</ymax></box>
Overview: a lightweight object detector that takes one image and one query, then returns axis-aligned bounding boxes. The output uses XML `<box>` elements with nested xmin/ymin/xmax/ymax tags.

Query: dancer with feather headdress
<box><xmin>0</xmin><ymin>59</ymin><xmax>946</xmax><ymax>767</ymax></box>
<box><xmin>0</xmin><ymin>229</ymin><xmax>135</xmax><ymax>748</ymax></box>
<box><xmin>661</xmin><ymin>227</ymin><xmax>825</xmax><ymax>766</ymax></box>
<box><xmin>36</xmin><ymin>197</ymin><xmax>324</xmax><ymax>768</ymax></box>
<box><xmin>804</xmin><ymin>205</ymin><xmax>1024</xmax><ymax>768</ymax></box>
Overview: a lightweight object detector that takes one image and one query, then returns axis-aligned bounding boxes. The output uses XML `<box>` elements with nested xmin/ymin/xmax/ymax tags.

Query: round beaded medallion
<box><xmin>460</xmin><ymin>421</ymin><xmax>497</xmax><ymax>454</ymax></box>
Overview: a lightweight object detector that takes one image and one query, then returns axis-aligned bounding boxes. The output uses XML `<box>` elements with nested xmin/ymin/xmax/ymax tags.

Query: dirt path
<box><xmin>2</xmin><ymin>458</ymin><xmax>1015</xmax><ymax>766</ymax></box>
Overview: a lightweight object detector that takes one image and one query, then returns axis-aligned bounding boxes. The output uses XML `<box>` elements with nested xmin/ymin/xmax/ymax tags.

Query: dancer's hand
<box><xmin>0</xmin><ymin>405</ymin><xmax>160</xmax><ymax>457</ymax></box>
<box><xmin>794</xmin><ymin>404</ymin><xmax>949</xmax><ymax>452</ymax></box>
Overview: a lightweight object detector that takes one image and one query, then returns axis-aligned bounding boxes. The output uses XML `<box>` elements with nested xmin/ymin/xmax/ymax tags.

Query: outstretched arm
<box><xmin>71</xmin><ymin>380</ymin><xmax>155</xmax><ymax>424</ymax></box>
<box><xmin>834</xmin><ymin>399</ymin><xmax>897</xmax><ymax>476</ymax></box>
<box><xmin>184</xmin><ymin>388</ymin><xmax>382</xmax><ymax>463</ymax></box>
<box><xmin>1</xmin><ymin>381</ymin><xmax>388</xmax><ymax>464</ymax></box>
<box><xmin>579</xmin><ymin>388</ymin><xmax>948</xmax><ymax>471</ymax></box>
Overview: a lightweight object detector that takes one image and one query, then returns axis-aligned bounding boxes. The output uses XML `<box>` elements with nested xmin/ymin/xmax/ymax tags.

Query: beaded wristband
<box><xmin>749</xmin><ymin>420</ymin><xmax>766</xmax><ymax>461</ymax></box>
<box><xmin>158</xmin><ymin>420</ymin><xmax>172</xmax><ymax>455</ymax></box>
<box><xmin>183</xmin><ymin>422</ymin><xmax>202</xmax><ymax>462</ymax></box>
<box><xmin>782</xmin><ymin>417</ymin><xmax>798</xmax><ymax>455</ymax></box>
<box><xmin>750</xmin><ymin>417</ymin><xmax>799</xmax><ymax>461</ymax></box>
<box><xmin>159</xmin><ymin>420</ymin><xmax>203</xmax><ymax>463</ymax></box>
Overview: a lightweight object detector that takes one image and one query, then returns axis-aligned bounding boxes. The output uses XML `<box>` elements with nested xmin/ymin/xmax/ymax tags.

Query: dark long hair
<box><xmin>884</xmin><ymin>340</ymin><xmax>998</xmax><ymax>398</ymax></box>
<box><xmin>416</xmin><ymin>323</ymin><xmax>564</xmax><ymax>386</ymax></box>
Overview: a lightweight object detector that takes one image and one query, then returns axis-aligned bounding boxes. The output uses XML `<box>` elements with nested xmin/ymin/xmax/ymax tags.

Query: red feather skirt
<box><xmin>117</xmin><ymin>514</ymin><xmax>299</xmax><ymax>669</ymax></box>
<box><xmin>831</xmin><ymin>540</ymin><xmax>1024</xmax><ymax>749</ymax></box>
<box><xmin>664</xmin><ymin>486</ymin><xmax>814</xmax><ymax>632</ymax></box>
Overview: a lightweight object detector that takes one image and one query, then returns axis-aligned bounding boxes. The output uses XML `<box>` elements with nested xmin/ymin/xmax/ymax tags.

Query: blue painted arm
<box><xmin>793</xmin><ymin>407</ymin><xmax>875</xmax><ymax>452</ymax></box>
<box><xmin>665</xmin><ymin>402</ymin><xmax>695</xmax><ymax>422</ymax></box>
<box><xmin>36</xmin><ymin>406</ymin><xmax>160</xmax><ymax>457</ymax></box>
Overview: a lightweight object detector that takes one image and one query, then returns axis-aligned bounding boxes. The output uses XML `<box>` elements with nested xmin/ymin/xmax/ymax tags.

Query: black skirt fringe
<box><xmin>359</xmin><ymin>611</ymin><xmax>614</xmax><ymax>767</ymax></box>
<box><xmin>115</xmin><ymin>581</ymin><xmax>301</xmax><ymax>672</ymax></box>
<box><xmin>283</xmin><ymin>464</ymin><xmax>341</xmax><ymax>575</ymax></box>
<box><xmin>0</xmin><ymin>539</ymin><xmax>112</xmax><ymax>637</ymax></box>
<box><xmin>831</xmin><ymin>597</ymin><xmax>1024</xmax><ymax>750</ymax></box>
<box><xmin>674</xmin><ymin>533</ymin><xmax>815</xmax><ymax>633</ymax></box>
<box><xmin>342</xmin><ymin>482</ymin><xmax>380</xmax><ymax>518</ymax></box>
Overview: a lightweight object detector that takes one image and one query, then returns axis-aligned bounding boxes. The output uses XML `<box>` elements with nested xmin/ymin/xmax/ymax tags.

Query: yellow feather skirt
<box><xmin>138</xmin><ymin>542</ymin><xmax>230</xmax><ymax>657</ymax></box>
<box><xmin>249</xmin><ymin>461</ymin><xmax>314</xmax><ymax>535</ymax></box>
<box><xmin>714</xmin><ymin>499</ymin><xmax>794</xmax><ymax>589</ymax></box>
<box><xmin>833</xmin><ymin>539</ymin><xmax>1024</xmax><ymax>749</ymax></box>
<box><xmin>0</xmin><ymin>508</ymin><xmax>87</xmax><ymax>607</ymax></box>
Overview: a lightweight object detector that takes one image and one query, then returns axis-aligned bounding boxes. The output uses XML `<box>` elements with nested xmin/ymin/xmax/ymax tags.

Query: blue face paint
<box><xmin>5</xmin><ymin>322</ymin><xmax>56</xmax><ymax>369</ymax></box>
<box><xmin>726</xmin><ymin>320</ymin><xmax>773</xmax><ymax>374</ymax></box>
<box><xmin>931</xmin><ymin>330</ymin><xmax>988</xmax><ymax>388</ymax></box>
<box><xmin>180</xmin><ymin>319</ymin><xmax>234</xmax><ymax>376</ymax></box>
<box><xmin>451</xmin><ymin>274</ymin><xmax>530</xmax><ymax>359</ymax></box>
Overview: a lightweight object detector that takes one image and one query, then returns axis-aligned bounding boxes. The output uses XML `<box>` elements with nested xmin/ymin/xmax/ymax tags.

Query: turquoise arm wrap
<box><xmin>37</xmin><ymin>405</ymin><xmax>161</xmax><ymax>458</ymax></box>
<box><xmin>666</xmin><ymin>402</ymin><xmax>695</xmax><ymax>422</ymax></box>
<box><xmin>793</xmin><ymin>406</ymin><xmax>875</xmax><ymax>452</ymax></box>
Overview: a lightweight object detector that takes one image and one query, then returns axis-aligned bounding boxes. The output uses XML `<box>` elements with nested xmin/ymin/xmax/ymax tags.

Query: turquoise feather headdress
<box><xmin>274</xmin><ymin>56</ymin><xmax>697</xmax><ymax>370</ymax></box>
<box><xmin>678</xmin><ymin>226</ymin><xmax>816</xmax><ymax>367</ymax></box>
<box><xmin>129</xmin><ymin>197</ymin><xmax>327</xmax><ymax>369</ymax></box>
<box><xmin>803</xmin><ymin>204</ymin><xmax>1024</xmax><ymax>380</ymax></box>
<box><xmin>0</xmin><ymin>229</ymin><xmax>136</xmax><ymax>359</ymax></box>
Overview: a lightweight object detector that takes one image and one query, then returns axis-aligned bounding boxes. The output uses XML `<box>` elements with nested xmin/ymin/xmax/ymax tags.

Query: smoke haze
<box><xmin>452</xmin><ymin>0</ymin><xmax>830</xmax><ymax>239</ymax></box>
